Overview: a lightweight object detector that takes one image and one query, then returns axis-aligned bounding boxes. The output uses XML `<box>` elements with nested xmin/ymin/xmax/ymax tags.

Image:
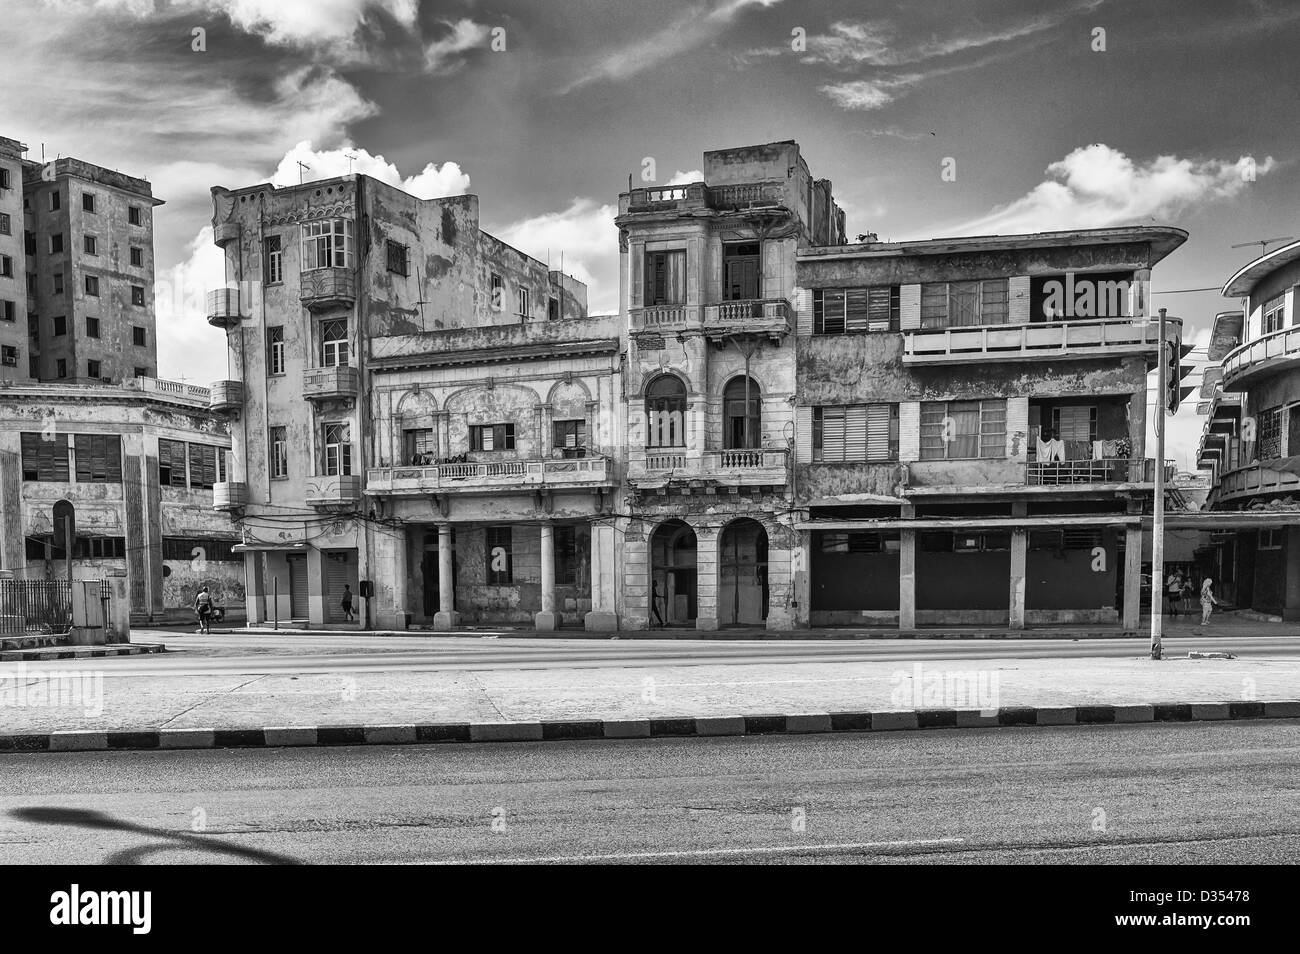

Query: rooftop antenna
<box><xmin>297</xmin><ymin>160</ymin><xmax>311</xmax><ymax>185</ymax></box>
<box><xmin>345</xmin><ymin>152</ymin><xmax>357</xmax><ymax>175</ymax></box>
<box><xmin>1231</xmin><ymin>236</ymin><xmax>1294</xmax><ymax>257</ymax></box>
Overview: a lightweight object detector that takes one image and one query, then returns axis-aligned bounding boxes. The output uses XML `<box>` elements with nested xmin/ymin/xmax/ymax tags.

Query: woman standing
<box><xmin>1200</xmin><ymin>576</ymin><xmax>1219</xmax><ymax>626</ymax></box>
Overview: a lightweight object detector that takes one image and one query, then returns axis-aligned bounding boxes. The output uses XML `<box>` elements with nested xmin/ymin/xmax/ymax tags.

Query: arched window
<box><xmin>723</xmin><ymin>376</ymin><xmax>761</xmax><ymax>449</ymax></box>
<box><xmin>646</xmin><ymin>376</ymin><xmax>687</xmax><ymax>448</ymax></box>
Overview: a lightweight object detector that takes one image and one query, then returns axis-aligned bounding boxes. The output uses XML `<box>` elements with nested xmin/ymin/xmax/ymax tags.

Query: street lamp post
<box><xmin>1151</xmin><ymin>308</ymin><xmax>1167</xmax><ymax>661</ymax></box>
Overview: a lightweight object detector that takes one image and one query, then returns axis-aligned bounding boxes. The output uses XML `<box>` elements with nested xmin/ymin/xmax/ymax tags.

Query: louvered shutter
<box><xmin>794</xmin><ymin>286</ymin><xmax>814</xmax><ymax>336</ymax></box>
<box><xmin>844</xmin><ymin>405</ymin><xmax>868</xmax><ymax>459</ymax></box>
<box><xmin>845</xmin><ymin>288</ymin><xmax>869</xmax><ymax>332</ymax></box>
<box><xmin>900</xmin><ymin>284</ymin><xmax>921</xmax><ymax>330</ymax></box>
<box><xmin>795</xmin><ymin>405</ymin><xmax>813</xmax><ymax>462</ymax></box>
<box><xmin>811</xmin><ymin>289</ymin><xmax>823</xmax><ymax>334</ymax></box>
<box><xmin>866</xmin><ymin>404</ymin><xmax>892</xmax><ymax>460</ymax></box>
<box><xmin>867</xmin><ymin>287</ymin><xmax>893</xmax><ymax>331</ymax></box>
<box><xmin>823</xmin><ymin>290</ymin><xmax>846</xmax><ymax>334</ymax></box>
<box><xmin>823</xmin><ymin>407</ymin><xmax>845</xmax><ymax>462</ymax></box>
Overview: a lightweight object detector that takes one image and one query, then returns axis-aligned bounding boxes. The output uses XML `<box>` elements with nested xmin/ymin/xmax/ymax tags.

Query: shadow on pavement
<box><xmin>10</xmin><ymin>807</ymin><xmax>303</xmax><ymax>865</ymax></box>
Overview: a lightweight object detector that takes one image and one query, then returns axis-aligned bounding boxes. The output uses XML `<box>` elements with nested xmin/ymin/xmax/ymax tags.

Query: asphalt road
<box><xmin>1</xmin><ymin>721</ymin><xmax>1296</xmax><ymax>864</ymax></box>
<box><xmin>52</xmin><ymin>631</ymin><xmax>1300</xmax><ymax>677</ymax></box>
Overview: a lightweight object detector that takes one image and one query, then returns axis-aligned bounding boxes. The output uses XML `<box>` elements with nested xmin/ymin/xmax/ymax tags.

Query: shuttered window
<box><xmin>188</xmin><ymin>443</ymin><xmax>219</xmax><ymax>490</ymax></box>
<box><xmin>158</xmin><ymin>439</ymin><xmax>188</xmax><ymax>487</ymax></box>
<box><xmin>813</xmin><ymin>286</ymin><xmax>899</xmax><ymax>333</ymax></box>
<box><xmin>812</xmin><ymin>404</ymin><xmax>898</xmax><ymax>461</ymax></box>
<box><xmin>920</xmin><ymin>400</ymin><xmax>1007</xmax><ymax>459</ymax></box>
<box><xmin>74</xmin><ymin>434</ymin><xmax>122</xmax><ymax>483</ymax></box>
<box><xmin>20</xmin><ymin>433</ymin><xmax>70</xmax><ymax>482</ymax></box>
<box><xmin>920</xmin><ymin>280</ymin><xmax>1009</xmax><ymax>329</ymax></box>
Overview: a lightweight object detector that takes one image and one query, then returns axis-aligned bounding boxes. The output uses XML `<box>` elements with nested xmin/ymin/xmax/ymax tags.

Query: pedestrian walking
<box><xmin>194</xmin><ymin>585</ymin><xmax>213</xmax><ymax>635</ymax></box>
<box><xmin>1165</xmin><ymin>569</ymin><xmax>1183</xmax><ymax>618</ymax></box>
<box><xmin>341</xmin><ymin>584</ymin><xmax>355</xmax><ymax>622</ymax></box>
<box><xmin>1200</xmin><ymin>576</ymin><xmax>1219</xmax><ymax>626</ymax></box>
<box><xmin>651</xmin><ymin>578</ymin><xmax>664</xmax><ymax>628</ymax></box>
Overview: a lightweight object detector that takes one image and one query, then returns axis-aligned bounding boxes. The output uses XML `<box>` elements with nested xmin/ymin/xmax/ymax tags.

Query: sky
<box><xmin>2</xmin><ymin>0</ymin><xmax>1297</xmax><ymax>468</ymax></box>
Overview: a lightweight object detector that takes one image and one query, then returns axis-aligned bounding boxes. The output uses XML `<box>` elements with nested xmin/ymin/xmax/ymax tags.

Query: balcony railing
<box><xmin>303</xmin><ymin>365</ymin><xmax>358</xmax><ymax>402</ymax></box>
<box><xmin>1221</xmin><ymin>326</ymin><xmax>1300</xmax><ymax>392</ymax></box>
<box><xmin>305</xmin><ymin>474</ymin><xmax>362</xmax><ymax>507</ymax></box>
<box><xmin>300</xmin><ymin>267</ymin><xmax>356</xmax><ymax>311</ymax></box>
<box><xmin>1214</xmin><ymin>461</ymin><xmax>1300</xmax><ymax>502</ymax></box>
<box><xmin>903</xmin><ymin>317</ymin><xmax>1163</xmax><ymax>365</ymax></box>
<box><xmin>706</xmin><ymin>182</ymin><xmax>787</xmax><ymax>210</ymax></box>
<box><xmin>632</xmin><ymin>447</ymin><xmax>791</xmax><ymax>485</ymax></box>
<box><xmin>1026</xmin><ymin>458</ymin><xmax>1173</xmax><ymax>486</ymax></box>
<box><xmin>213</xmin><ymin>481</ymin><xmax>247</xmax><ymax>511</ymax></box>
<box><xmin>702</xmin><ymin>298</ymin><xmax>791</xmax><ymax>337</ymax></box>
<box><xmin>631</xmin><ymin>305</ymin><xmax>699</xmax><ymax>330</ymax></box>
<box><xmin>366</xmin><ymin>456</ymin><xmax>611</xmax><ymax>494</ymax></box>
<box><xmin>623</xmin><ymin>181</ymin><xmax>788</xmax><ymax>214</ymax></box>
<box><xmin>206</xmin><ymin>288</ymin><xmax>246</xmax><ymax>329</ymax></box>
<box><xmin>136</xmin><ymin>375</ymin><xmax>211</xmax><ymax>404</ymax></box>
<box><xmin>208</xmin><ymin>379</ymin><xmax>244</xmax><ymax>414</ymax></box>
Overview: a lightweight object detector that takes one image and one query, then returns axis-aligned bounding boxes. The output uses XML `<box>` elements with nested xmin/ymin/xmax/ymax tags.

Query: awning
<box><xmin>231</xmin><ymin>542</ymin><xmax>309</xmax><ymax>553</ymax></box>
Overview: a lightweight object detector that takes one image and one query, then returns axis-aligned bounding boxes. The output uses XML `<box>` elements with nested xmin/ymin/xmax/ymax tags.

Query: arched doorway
<box><xmin>720</xmin><ymin>518</ymin><xmax>768</xmax><ymax>625</ymax></box>
<box><xmin>650</xmin><ymin>519</ymin><xmax>696</xmax><ymax>626</ymax></box>
<box><xmin>723</xmin><ymin>376</ymin><xmax>761</xmax><ymax>449</ymax></box>
<box><xmin>645</xmin><ymin>375</ymin><xmax>687</xmax><ymax>449</ymax></box>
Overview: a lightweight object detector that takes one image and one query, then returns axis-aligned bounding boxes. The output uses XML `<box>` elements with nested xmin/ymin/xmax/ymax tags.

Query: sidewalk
<box><xmin>2</xmin><ymin>648</ymin><xmax>1298</xmax><ymax>752</ymax></box>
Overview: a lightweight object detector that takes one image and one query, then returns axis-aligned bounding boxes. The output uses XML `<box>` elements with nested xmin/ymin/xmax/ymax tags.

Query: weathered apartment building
<box><xmin>1197</xmin><ymin>239</ymin><xmax>1300</xmax><ymax>617</ymax></box>
<box><xmin>209</xmin><ymin>173</ymin><xmax>618</xmax><ymax>629</ymax></box>
<box><xmin>0</xmin><ymin>133</ymin><xmax>238</xmax><ymax>622</ymax></box>
<box><xmin>795</xmin><ymin>227</ymin><xmax>1186</xmax><ymax>628</ymax></box>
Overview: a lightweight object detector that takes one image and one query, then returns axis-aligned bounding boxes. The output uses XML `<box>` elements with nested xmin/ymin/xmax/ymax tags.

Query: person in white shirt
<box><xmin>1200</xmin><ymin>577</ymin><xmax>1219</xmax><ymax>626</ymax></box>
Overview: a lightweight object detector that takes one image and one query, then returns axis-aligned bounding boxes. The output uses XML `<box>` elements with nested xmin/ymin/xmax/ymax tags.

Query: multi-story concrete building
<box><xmin>208</xmin><ymin>173</ymin><xmax>616</xmax><ymax>629</ymax></box>
<box><xmin>613</xmin><ymin>141</ymin><xmax>845</xmax><ymax>630</ymax></box>
<box><xmin>0</xmin><ymin>377</ymin><xmax>241</xmax><ymax>623</ymax></box>
<box><xmin>0</xmin><ymin>136</ymin><xmax>28</xmax><ymax>381</ymax></box>
<box><xmin>794</xmin><ymin>226</ymin><xmax>1186</xmax><ymax>630</ymax></box>
<box><xmin>1197</xmin><ymin>240</ymin><xmax>1300</xmax><ymax>617</ymax></box>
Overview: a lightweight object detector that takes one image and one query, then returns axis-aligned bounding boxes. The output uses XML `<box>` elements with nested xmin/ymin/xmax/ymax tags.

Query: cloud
<box><xmin>154</xmin><ymin>226</ymin><xmax>231</xmax><ymax>387</ymax></box>
<box><xmin>819</xmin><ymin>79</ymin><xmax>910</xmax><ymax>111</ymax></box>
<box><xmin>423</xmin><ymin>18</ymin><xmax>491</xmax><ymax>73</ymax></box>
<box><xmin>269</xmin><ymin>141</ymin><xmax>471</xmax><ymax>198</ymax></box>
<box><xmin>561</xmin><ymin>0</ymin><xmax>782</xmax><ymax>93</ymax></box>
<box><xmin>492</xmin><ymin>199</ymin><xmax>620</xmax><ymax>314</ymax></box>
<box><xmin>665</xmin><ymin>169</ymin><xmax>703</xmax><ymax>185</ymax></box>
<box><xmin>201</xmin><ymin>0</ymin><xmax>419</xmax><ymax>47</ymax></box>
<box><xmin>949</xmin><ymin>144</ymin><xmax>1277</xmax><ymax>235</ymax></box>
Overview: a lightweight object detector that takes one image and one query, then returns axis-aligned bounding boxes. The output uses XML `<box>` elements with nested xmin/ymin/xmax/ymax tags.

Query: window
<box><xmin>301</xmin><ymin>218</ymin><xmax>354</xmax><ymax>270</ymax></box>
<box><xmin>74</xmin><ymin>434</ymin><xmax>122</xmax><ymax>483</ymax></box>
<box><xmin>264</xmin><ymin>235</ymin><xmax>282</xmax><ymax>284</ymax></box>
<box><xmin>130</xmin><ymin>246</ymin><xmax>144</xmax><ymax>268</ymax></box>
<box><xmin>86</xmin><ymin>315</ymin><xmax>99</xmax><ymax>338</ymax></box>
<box><xmin>158</xmin><ymin>439</ymin><xmax>187</xmax><ymax>487</ymax></box>
<box><xmin>84</xmin><ymin>275</ymin><xmax>99</xmax><ymax>297</ymax></box>
<box><xmin>50</xmin><ymin>233</ymin><xmax>64</xmax><ymax>254</ymax></box>
<box><xmin>187</xmin><ymin>443</ymin><xmax>221</xmax><ymax>490</ymax></box>
<box><xmin>517</xmin><ymin>287</ymin><xmax>530</xmax><ymax>318</ymax></box>
<box><xmin>1048</xmin><ymin>405</ymin><xmax>1097</xmax><ymax>454</ymax></box>
<box><xmin>53</xmin><ymin>315</ymin><xmax>66</xmax><ymax>336</ymax></box>
<box><xmin>548</xmin><ymin>297</ymin><xmax>559</xmax><ymax>321</ymax></box>
<box><xmin>386</xmin><ymin>239</ymin><xmax>408</xmax><ymax>276</ymax></box>
<box><xmin>320</xmin><ymin>318</ymin><xmax>348</xmax><ymax>366</ymax></box>
<box><xmin>1259</xmin><ymin>529</ymin><xmax>1284</xmax><ymax>550</ymax></box>
<box><xmin>723</xmin><ymin>376</ymin><xmax>762</xmax><ymax>449</ymax></box>
<box><xmin>553</xmin><ymin>420</ymin><xmax>586</xmax><ymax>458</ymax></box>
<box><xmin>0</xmin><ymin>212</ymin><xmax>9</xmax><ymax>235</ymax></box>
<box><xmin>266</xmin><ymin>325</ymin><xmax>285</xmax><ymax>374</ymax></box>
<box><xmin>133</xmin><ymin>366</ymin><xmax>146</xmax><ymax>378</ymax></box>
<box><xmin>490</xmin><ymin>273</ymin><xmax>503</xmax><ymax>310</ymax></box>
<box><xmin>21</xmin><ymin>433</ymin><xmax>70</xmax><ymax>481</ymax></box>
<box><xmin>87</xmin><ymin>359</ymin><xmax>100</xmax><ymax>378</ymax></box>
<box><xmin>131</xmin><ymin>285</ymin><xmax>145</xmax><ymax>306</ymax></box>
<box><xmin>128</xmin><ymin>205</ymin><xmax>142</xmax><ymax>226</ymax></box>
<box><xmin>814</xmin><ymin>286</ymin><xmax>900</xmax><ymax>334</ymax></box>
<box><xmin>1258</xmin><ymin>406</ymin><xmax>1282</xmax><ymax>460</ymax></box>
<box><xmin>323</xmin><ymin>423</ymin><xmax>351</xmax><ymax>476</ymax></box>
<box><xmin>25</xmin><ymin>271</ymin><xmax>34</xmax><ymax>293</ymax></box>
<box><xmin>819</xmin><ymin>531</ymin><xmax>900</xmax><ymax>553</ymax></box>
<box><xmin>644</xmin><ymin>249</ymin><xmax>686</xmax><ymax>305</ymax></box>
<box><xmin>485</xmin><ymin>527</ymin><xmax>513</xmax><ymax>585</ymax></box>
<box><xmin>0</xmin><ymin>168</ymin><xmax>8</xmax><ymax>189</ymax></box>
<box><xmin>1</xmin><ymin>345</ymin><xmax>16</xmax><ymax>367</ymax></box>
<box><xmin>470</xmin><ymin>423</ymin><xmax>515</xmax><ymax>451</ymax></box>
<box><xmin>82</xmin><ymin>193</ymin><xmax>96</xmax><ymax>213</ymax></box>
<box><xmin>270</xmin><ymin>426</ymin><xmax>288</xmax><ymax>478</ymax></box>
<box><xmin>29</xmin><ymin>356</ymin><xmax>37</xmax><ymax>378</ymax></box>
<box><xmin>920</xmin><ymin>399</ymin><xmax>1007</xmax><ymax>459</ymax></box>
<box><xmin>1263</xmin><ymin>295</ymin><xmax>1285</xmax><ymax>335</ymax></box>
<box><xmin>132</xmin><ymin>325</ymin><xmax>146</xmax><ymax>347</ymax></box>
<box><xmin>24</xmin><ymin>232</ymin><xmax>34</xmax><ymax>256</ymax></box>
<box><xmin>645</xmin><ymin>375</ymin><xmax>687</xmax><ymax>448</ymax></box>
<box><xmin>83</xmin><ymin>234</ymin><xmax>97</xmax><ymax>255</ymax></box>
<box><xmin>723</xmin><ymin>242</ymin><xmax>760</xmax><ymax>301</ymax></box>
<box><xmin>1</xmin><ymin>300</ymin><xmax>13</xmax><ymax>321</ymax></box>
<box><xmin>50</xmin><ymin>191</ymin><xmax>60</xmax><ymax>212</ymax></box>
<box><xmin>920</xmin><ymin>280</ymin><xmax>1009</xmax><ymax>329</ymax></box>
<box><xmin>0</xmin><ymin>255</ymin><xmax>11</xmax><ymax>278</ymax></box>
<box><xmin>555</xmin><ymin>526</ymin><xmax>578</xmax><ymax>585</ymax></box>
<box><xmin>813</xmin><ymin>404</ymin><xmax>899</xmax><ymax>462</ymax></box>
<box><xmin>75</xmin><ymin>537</ymin><xmax>126</xmax><ymax>560</ymax></box>
<box><xmin>163</xmin><ymin>538</ymin><xmax>237</xmax><ymax>562</ymax></box>
<box><xmin>52</xmin><ymin>272</ymin><xmax>63</xmax><ymax>295</ymax></box>
<box><xmin>403</xmin><ymin>428</ymin><xmax>434</xmax><ymax>464</ymax></box>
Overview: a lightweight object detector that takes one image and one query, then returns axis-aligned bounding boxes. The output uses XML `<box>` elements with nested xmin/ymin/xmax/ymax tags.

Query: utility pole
<box><xmin>297</xmin><ymin>160</ymin><xmax>310</xmax><ymax>185</ymax></box>
<box><xmin>1151</xmin><ymin>307</ymin><xmax>1167</xmax><ymax>661</ymax></box>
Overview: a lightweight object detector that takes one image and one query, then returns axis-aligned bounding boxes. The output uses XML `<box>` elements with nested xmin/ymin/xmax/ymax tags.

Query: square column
<box><xmin>433</xmin><ymin>524</ymin><xmax>460</xmax><ymax>631</ymax></box>
<box><xmin>1123</xmin><ymin>525</ymin><xmax>1143</xmax><ymax>630</ymax></box>
<box><xmin>245</xmin><ymin>551</ymin><xmax>265</xmax><ymax>625</ymax></box>
<box><xmin>695</xmin><ymin>526</ymin><xmax>719</xmax><ymax>630</ymax></box>
<box><xmin>306</xmin><ymin>548</ymin><xmax>326</xmax><ymax>628</ymax></box>
<box><xmin>1009</xmin><ymin>529</ymin><xmax>1028</xmax><ymax>630</ymax></box>
<box><xmin>535</xmin><ymin>522</ymin><xmax>558</xmax><ymax>631</ymax></box>
<box><xmin>585</xmin><ymin>520</ymin><xmax>620</xmax><ymax>630</ymax></box>
<box><xmin>378</xmin><ymin>528</ymin><xmax>409</xmax><ymax>630</ymax></box>
<box><xmin>899</xmin><ymin>529</ymin><xmax>917</xmax><ymax>630</ymax></box>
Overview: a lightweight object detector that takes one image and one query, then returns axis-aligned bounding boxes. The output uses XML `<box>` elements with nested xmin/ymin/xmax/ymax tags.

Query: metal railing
<box><xmin>0</xmin><ymin>579</ymin><xmax>73</xmax><ymax>636</ymax></box>
<box><xmin>1026</xmin><ymin>458</ymin><xmax>1174</xmax><ymax>485</ymax></box>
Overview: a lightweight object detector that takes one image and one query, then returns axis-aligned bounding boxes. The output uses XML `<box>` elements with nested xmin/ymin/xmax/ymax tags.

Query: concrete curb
<box><xmin>2</xmin><ymin>699</ymin><xmax>1298</xmax><ymax>754</ymax></box>
<box><xmin>0</xmin><ymin>644</ymin><xmax>165</xmax><ymax>663</ymax></box>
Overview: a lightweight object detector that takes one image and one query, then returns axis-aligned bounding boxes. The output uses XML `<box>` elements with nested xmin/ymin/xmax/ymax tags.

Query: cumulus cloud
<box><xmin>424</xmin><ymin>18</ymin><xmax>491</xmax><ymax>73</ymax></box>
<box><xmin>950</xmin><ymin>144</ymin><xmax>1277</xmax><ymax>235</ymax></box>
<box><xmin>269</xmin><ymin>141</ymin><xmax>471</xmax><ymax>198</ymax></box>
<box><xmin>154</xmin><ymin>227</ymin><xmax>231</xmax><ymax>387</ymax></box>
<box><xmin>493</xmin><ymin>199</ymin><xmax>620</xmax><ymax>314</ymax></box>
<box><xmin>665</xmin><ymin>169</ymin><xmax>704</xmax><ymax>185</ymax></box>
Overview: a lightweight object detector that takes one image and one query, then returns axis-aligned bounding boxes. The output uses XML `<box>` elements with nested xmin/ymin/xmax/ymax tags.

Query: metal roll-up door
<box><xmin>287</xmin><ymin>555</ymin><xmax>308</xmax><ymax>619</ymax></box>
<box><xmin>325</xmin><ymin>552</ymin><xmax>350</xmax><ymax>620</ymax></box>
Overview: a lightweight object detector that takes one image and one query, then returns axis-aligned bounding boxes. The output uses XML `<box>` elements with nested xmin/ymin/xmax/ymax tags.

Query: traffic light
<box><xmin>1164</xmin><ymin>334</ymin><xmax>1195</xmax><ymax>415</ymax></box>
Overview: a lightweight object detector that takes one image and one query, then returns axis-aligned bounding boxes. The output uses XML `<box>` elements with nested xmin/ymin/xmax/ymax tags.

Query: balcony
<box><xmin>1026</xmin><ymin>458</ymin><xmax>1172</xmax><ymax>487</ymax></box>
<box><xmin>366</xmin><ymin>456</ymin><xmax>612</xmax><ymax>495</ymax></box>
<box><xmin>208</xmin><ymin>379</ymin><xmax>244</xmax><ymax>414</ymax></box>
<box><xmin>305</xmin><ymin>474</ymin><xmax>362</xmax><ymax>508</ymax></box>
<box><xmin>300</xmin><ymin>267</ymin><xmax>355</xmax><ymax>311</ymax></box>
<box><xmin>629</xmin><ymin>447</ymin><xmax>790</xmax><ymax>487</ymax></box>
<box><xmin>212</xmin><ymin>222</ymin><xmax>240</xmax><ymax>247</ymax></box>
<box><xmin>622</xmin><ymin>182</ymin><xmax>789</xmax><ymax>215</ymax></box>
<box><xmin>903</xmin><ymin>317</ymin><xmax>1163</xmax><ymax>365</ymax></box>
<box><xmin>631</xmin><ymin>304</ymin><xmax>699</xmax><ymax>331</ymax></box>
<box><xmin>702</xmin><ymin>298</ymin><xmax>791</xmax><ymax>341</ymax></box>
<box><xmin>302</xmin><ymin>365</ymin><xmax>358</xmax><ymax>403</ymax></box>
<box><xmin>1213</xmin><ymin>461</ymin><xmax>1300</xmax><ymax>504</ymax></box>
<box><xmin>206</xmin><ymin>288</ymin><xmax>246</xmax><ymax>329</ymax></box>
<box><xmin>213</xmin><ymin>481</ymin><xmax>247</xmax><ymax>511</ymax></box>
<box><xmin>1220</xmin><ymin>326</ymin><xmax>1300</xmax><ymax>392</ymax></box>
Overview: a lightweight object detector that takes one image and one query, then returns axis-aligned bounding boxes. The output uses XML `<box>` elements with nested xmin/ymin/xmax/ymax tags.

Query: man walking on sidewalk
<box><xmin>194</xmin><ymin>586</ymin><xmax>213</xmax><ymax>635</ymax></box>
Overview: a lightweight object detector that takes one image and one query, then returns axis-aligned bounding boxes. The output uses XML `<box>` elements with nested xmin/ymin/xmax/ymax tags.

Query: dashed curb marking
<box><xmin>3</xmin><ymin>701</ymin><xmax>1298</xmax><ymax>754</ymax></box>
<box><xmin>0</xmin><ymin>644</ymin><xmax>166</xmax><ymax>663</ymax></box>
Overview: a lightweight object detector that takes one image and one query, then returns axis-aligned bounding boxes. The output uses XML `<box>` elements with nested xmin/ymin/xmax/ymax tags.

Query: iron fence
<box><xmin>0</xmin><ymin>579</ymin><xmax>74</xmax><ymax>636</ymax></box>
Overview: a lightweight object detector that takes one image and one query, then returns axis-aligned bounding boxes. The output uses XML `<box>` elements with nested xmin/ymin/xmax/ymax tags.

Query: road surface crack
<box><xmin>158</xmin><ymin>675</ymin><xmax>269</xmax><ymax>729</ymax></box>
